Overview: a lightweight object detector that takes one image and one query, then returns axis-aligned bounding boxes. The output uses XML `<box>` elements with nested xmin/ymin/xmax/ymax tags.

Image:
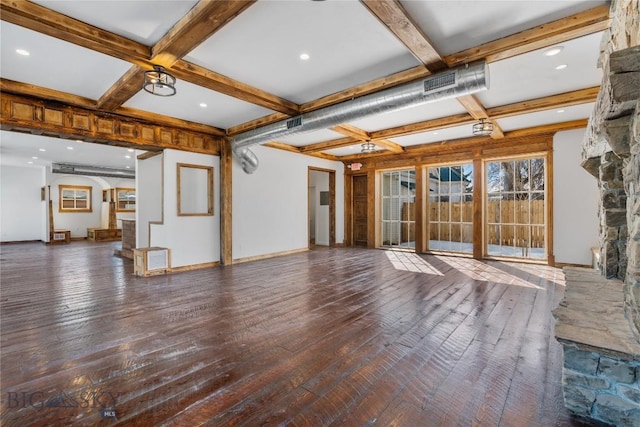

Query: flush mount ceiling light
<box><xmin>472</xmin><ymin>119</ymin><xmax>494</xmax><ymax>136</ymax></box>
<box><xmin>361</xmin><ymin>141</ymin><xmax>376</xmax><ymax>153</ymax></box>
<box><xmin>143</xmin><ymin>65</ymin><xmax>176</xmax><ymax>97</ymax></box>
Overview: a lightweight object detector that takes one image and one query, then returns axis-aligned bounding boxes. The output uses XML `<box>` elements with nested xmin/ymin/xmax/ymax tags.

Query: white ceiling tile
<box><xmin>402</xmin><ymin>0</ymin><xmax>608</xmax><ymax>56</ymax></box>
<box><xmin>184</xmin><ymin>0</ymin><xmax>419</xmax><ymax>103</ymax></box>
<box><xmin>0</xmin><ymin>22</ymin><xmax>133</xmax><ymax>100</ymax></box>
<box><xmin>497</xmin><ymin>103</ymin><xmax>595</xmax><ymax>131</ymax></box>
<box><xmin>392</xmin><ymin>124</ymin><xmax>478</xmax><ymax>148</ymax></box>
<box><xmin>124</xmin><ymin>79</ymin><xmax>274</xmax><ymax>129</ymax></box>
<box><xmin>31</xmin><ymin>0</ymin><xmax>198</xmax><ymax>45</ymax></box>
<box><xmin>477</xmin><ymin>32</ymin><xmax>603</xmax><ymax>108</ymax></box>
<box><xmin>276</xmin><ymin>129</ymin><xmax>344</xmax><ymax>147</ymax></box>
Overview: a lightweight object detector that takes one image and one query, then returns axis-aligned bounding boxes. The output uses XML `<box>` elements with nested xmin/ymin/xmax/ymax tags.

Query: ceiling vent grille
<box><xmin>286</xmin><ymin>116</ymin><xmax>303</xmax><ymax>129</ymax></box>
<box><xmin>423</xmin><ymin>71</ymin><xmax>456</xmax><ymax>94</ymax></box>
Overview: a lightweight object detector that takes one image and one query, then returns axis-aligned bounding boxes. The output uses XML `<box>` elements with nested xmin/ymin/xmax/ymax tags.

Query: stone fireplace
<box><xmin>553</xmin><ymin>0</ymin><xmax>640</xmax><ymax>425</ymax></box>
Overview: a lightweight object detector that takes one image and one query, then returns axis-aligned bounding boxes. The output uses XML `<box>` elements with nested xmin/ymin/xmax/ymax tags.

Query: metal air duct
<box><xmin>232</xmin><ymin>61</ymin><xmax>488</xmax><ymax>173</ymax></box>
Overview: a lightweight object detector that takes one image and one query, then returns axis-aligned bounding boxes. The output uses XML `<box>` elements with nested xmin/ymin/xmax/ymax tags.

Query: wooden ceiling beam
<box><xmin>444</xmin><ymin>5</ymin><xmax>611</xmax><ymax>67</ymax></box>
<box><xmin>0</xmin><ymin>0</ymin><xmax>299</xmax><ymax>116</ymax></box>
<box><xmin>331</xmin><ymin>124</ymin><xmax>370</xmax><ymax>140</ymax></box>
<box><xmin>98</xmin><ymin>0</ymin><xmax>257</xmax><ymax>111</ymax></box>
<box><xmin>96</xmin><ymin>66</ymin><xmax>145</xmax><ymax>111</ymax></box>
<box><xmin>456</xmin><ymin>94</ymin><xmax>489</xmax><ymax>120</ymax></box>
<box><xmin>360</xmin><ymin>0</ymin><xmax>447</xmax><ymax>72</ymax></box>
<box><xmin>0</xmin><ymin>92</ymin><xmax>223</xmax><ymax>155</ymax></box>
<box><xmin>373</xmin><ymin>139</ymin><xmax>405</xmax><ymax>153</ymax></box>
<box><xmin>299</xmin><ymin>137</ymin><xmax>360</xmax><ymax>153</ymax></box>
<box><xmin>151</xmin><ymin>0</ymin><xmax>256</xmax><ymax>66</ymax></box>
<box><xmin>0</xmin><ymin>78</ymin><xmax>226</xmax><ymax>136</ymax></box>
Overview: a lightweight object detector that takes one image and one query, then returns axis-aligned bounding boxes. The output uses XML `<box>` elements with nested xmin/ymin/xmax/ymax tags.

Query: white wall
<box><xmin>233</xmin><ymin>145</ymin><xmax>344</xmax><ymax>260</ymax></box>
<box><xmin>0</xmin><ymin>165</ymin><xmax>46</xmax><ymax>242</ymax></box>
<box><xmin>310</xmin><ymin>170</ymin><xmax>330</xmax><ymax>245</ymax></box>
<box><xmin>137</xmin><ymin>153</ymin><xmax>163</xmax><ymax>247</ymax></box>
<box><xmin>553</xmin><ymin>129</ymin><xmax>599</xmax><ymax>265</ymax></box>
<box><xmin>148</xmin><ymin>149</ymin><xmax>220</xmax><ymax>268</ymax></box>
<box><xmin>50</xmin><ymin>175</ymin><xmax>109</xmax><ymax>238</ymax></box>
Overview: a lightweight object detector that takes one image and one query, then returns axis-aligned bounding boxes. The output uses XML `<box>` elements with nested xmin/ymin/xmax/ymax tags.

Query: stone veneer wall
<box><xmin>582</xmin><ymin>0</ymin><xmax>640</xmax><ymax>342</ymax></box>
<box><xmin>563</xmin><ymin>347</ymin><xmax>640</xmax><ymax>426</ymax></box>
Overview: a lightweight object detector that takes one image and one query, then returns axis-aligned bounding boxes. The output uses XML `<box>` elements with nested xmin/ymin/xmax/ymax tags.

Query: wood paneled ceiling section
<box><xmin>0</xmin><ymin>0</ymin><xmax>609</xmax><ymax>160</ymax></box>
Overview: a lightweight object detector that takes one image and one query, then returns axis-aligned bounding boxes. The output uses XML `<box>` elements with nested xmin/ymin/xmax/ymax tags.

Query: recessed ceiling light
<box><xmin>433</xmin><ymin>132</ymin><xmax>439</xmax><ymax>135</ymax></box>
<box><xmin>126</xmin><ymin>166</ymin><xmax>131</xmax><ymax>169</ymax></box>
<box><xmin>67</xmin><ymin>146</ymin><xmax>74</xmax><ymax>150</ymax></box>
<box><xmin>16</xmin><ymin>49</ymin><xmax>30</xmax><ymax>56</ymax></box>
<box><xmin>199</xmin><ymin>103</ymin><xmax>207</xmax><ymax>108</ymax></box>
<box><xmin>555</xmin><ymin>64</ymin><xmax>568</xmax><ymax>70</ymax></box>
<box><xmin>125</xmin><ymin>155</ymin><xmax>131</xmax><ymax>159</ymax></box>
<box><xmin>127</xmin><ymin>149</ymin><xmax>134</xmax><ymax>152</ymax></box>
<box><xmin>544</xmin><ymin>46</ymin><xmax>564</xmax><ymax>56</ymax></box>
<box><xmin>27</xmin><ymin>161</ymin><xmax>33</xmax><ymax>164</ymax></box>
<box><xmin>557</xmin><ymin>109</ymin><xmax>565</xmax><ymax>113</ymax></box>
<box><xmin>75</xmin><ymin>139</ymin><xmax>83</xmax><ymax>143</ymax></box>
<box><xmin>31</xmin><ymin>156</ymin><xmax>38</xmax><ymax>160</ymax></box>
<box><xmin>299</xmin><ymin>53</ymin><xmax>310</xmax><ymax>60</ymax></box>
<box><xmin>39</xmin><ymin>148</ymin><xmax>46</xmax><ymax>152</ymax></box>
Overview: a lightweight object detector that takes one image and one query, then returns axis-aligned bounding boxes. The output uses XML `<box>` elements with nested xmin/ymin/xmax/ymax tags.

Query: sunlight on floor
<box><xmin>435</xmin><ymin>256</ymin><xmax>545</xmax><ymax>290</ymax></box>
<box><xmin>385</xmin><ymin>251</ymin><xmax>444</xmax><ymax>275</ymax></box>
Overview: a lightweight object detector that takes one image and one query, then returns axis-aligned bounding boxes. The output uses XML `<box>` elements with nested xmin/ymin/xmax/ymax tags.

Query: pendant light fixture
<box><xmin>143</xmin><ymin>65</ymin><xmax>177</xmax><ymax>97</ymax></box>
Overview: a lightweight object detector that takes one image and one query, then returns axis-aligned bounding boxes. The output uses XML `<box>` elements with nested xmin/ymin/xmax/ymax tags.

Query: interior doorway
<box><xmin>308</xmin><ymin>167</ymin><xmax>335</xmax><ymax>248</ymax></box>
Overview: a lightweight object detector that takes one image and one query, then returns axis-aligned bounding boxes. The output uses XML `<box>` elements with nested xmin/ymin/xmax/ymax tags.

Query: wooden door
<box><xmin>353</xmin><ymin>175</ymin><xmax>368</xmax><ymax>246</ymax></box>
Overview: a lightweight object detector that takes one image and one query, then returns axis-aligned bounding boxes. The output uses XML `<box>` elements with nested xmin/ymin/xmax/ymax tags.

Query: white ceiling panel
<box><xmin>496</xmin><ymin>103</ymin><xmax>595</xmax><ymax>132</ymax></box>
<box><xmin>184</xmin><ymin>0</ymin><xmax>419</xmax><ymax>104</ymax></box>
<box><xmin>392</xmin><ymin>124</ymin><xmax>477</xmax><ymax>148</ymax></box>
<box><xmin>0</xmin><ymin>131</ymin><xmax>135</xmax><ymax>170</ymax></box>
<box><xmin>477</xmin><ymin>32</ymin><xmax>603</xmax><ymax>108</ymax></box>
<box><xmin>31</xmin><ymin>0</ymin><xmax>198</xmax><ymax>45</ymax></box>
<box><xmin>276</xmin><ymin>129</ymin><xmax>344</xmax><ymax>147</ymax></box>
<box><xmin>323</xmin><ymin>145</ymin><xmax>364</xmax><ymax>157</ymax></box>
<box><xmin>124</xmin><ymin>79</ymin><xmax>274</xmax><ymax>129</ymax></box>
<box><xmin>402</xmin><ymin>0</ymin><xmax>607</xmax><ymax>56</ymax></box>
<box><xmin>348</xmin><ymin>97</ymin><xmax>469</xmax><ymax>132</ymax></box>
<box><xmin>0</xmin><ymin>22</ymin><xmax>133</xmax><ymax>100</ymax></box>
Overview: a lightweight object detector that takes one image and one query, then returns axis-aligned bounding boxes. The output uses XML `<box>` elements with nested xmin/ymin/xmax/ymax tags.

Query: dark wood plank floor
<box><xmin>0</xmin><ymin>242</ymin><xmax>602</xmax><ymax>426</ymax></box>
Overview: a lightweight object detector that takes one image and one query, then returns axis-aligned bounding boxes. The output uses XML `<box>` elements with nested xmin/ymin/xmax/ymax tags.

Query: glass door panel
<box><xmin>485</xmin><ymin>157</ymin><xmax>546</xmax><ymax>259</ymax></box>
<box><xmin>428</xmin><ymin>164</ymin><xmax>473</xmax><ymax>254</ymax></box>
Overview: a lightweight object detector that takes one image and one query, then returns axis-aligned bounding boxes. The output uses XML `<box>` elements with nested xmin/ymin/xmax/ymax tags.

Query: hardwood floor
<box><xmin>0</xmin><ymin>242</ymin><xmax>601</xmax><ymax>426</ymax></box>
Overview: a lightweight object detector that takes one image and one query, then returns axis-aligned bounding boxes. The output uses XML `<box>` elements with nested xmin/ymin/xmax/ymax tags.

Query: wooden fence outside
<box><xmin>409</xmin><ymin>200</ymin><xmax>546</xmax><ymax>248</ymax></box>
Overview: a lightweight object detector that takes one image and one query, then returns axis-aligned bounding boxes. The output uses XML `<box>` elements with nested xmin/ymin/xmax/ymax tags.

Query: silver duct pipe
<box><xmin>232</xmin><ymin>61</ymin><xmax>488</xmax><ymax>173</ymax></box>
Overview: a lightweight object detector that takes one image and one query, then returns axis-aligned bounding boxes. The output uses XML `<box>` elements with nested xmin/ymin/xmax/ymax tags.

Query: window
<box><xmin>486</xmin><ymin>156</ymin><xmax>546</xmax><ymax>259</ymax></box>
<box><xmin>59</xmin><ymin>185</ymin><xmax>92</xmax><ymax>212</ymax></box>
<box><xmin>381</xmin><ymin>169</ymin><xmax>415</xmax><ymax>249</ymax></box>
<box><xmin>116</xmin><ymin>188</ymin><xmax>136</xmax><ymax>212</ymax></box>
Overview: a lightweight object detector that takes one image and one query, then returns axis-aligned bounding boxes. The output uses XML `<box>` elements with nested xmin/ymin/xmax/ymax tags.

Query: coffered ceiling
<box><xmin>0</xmin><ymin>0</ymin><xmax>609</xmax><ymax>170</ymax></box>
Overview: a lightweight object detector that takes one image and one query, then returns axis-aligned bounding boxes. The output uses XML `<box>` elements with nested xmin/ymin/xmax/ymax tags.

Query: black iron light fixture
<box><xmin>143</xmin><ymin>65</ymin><xmax>176</xmax><ymax>97</ymax></box>
<box><xmin>472</xmin><ymin>118</ymin><xmax>494</xmax><ymax>136</ymax></box>
<box><xmin>361</xmin><ymin>141</ymin><xmax>376</xmax><ymax>153</ymax></box>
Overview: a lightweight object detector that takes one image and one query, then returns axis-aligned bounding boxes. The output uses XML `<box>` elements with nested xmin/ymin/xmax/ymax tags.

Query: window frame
<box><xmin>115</xmin><ymin>187</ymin><xmax>136</xmax><ymax>212</ymax></box>
<box><xmin>59</xmin><ymin>185</ymin><xmax>92</xmax><ymax>213</ymax></box>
